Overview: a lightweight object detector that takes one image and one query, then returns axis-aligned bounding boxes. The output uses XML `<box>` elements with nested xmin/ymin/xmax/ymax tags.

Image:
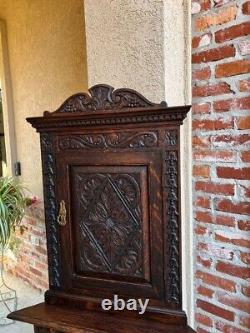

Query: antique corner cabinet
<box><xmin>9</xmin><ymin>85</ymin><xmax>195</xmax><ymax>333</ymax></box>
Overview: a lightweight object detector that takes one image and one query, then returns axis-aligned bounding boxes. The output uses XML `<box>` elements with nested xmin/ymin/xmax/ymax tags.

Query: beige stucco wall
<box><xmin>0</xmin><ymin>0</ymin><xmax>88</xmax><ymax>197</ymax></box>
<box><xmin>84</xmin><ymin>0</ymin><xmax>193</xmax><ymax>326</ymax></box>
<box><xmin>84</xmin><ymin>0</ymin><xmax>166</xmax><ymax>102</ymax></box>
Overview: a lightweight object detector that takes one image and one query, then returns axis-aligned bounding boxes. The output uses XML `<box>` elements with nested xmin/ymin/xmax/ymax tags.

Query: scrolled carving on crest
<box><xmin>40</xmin><ymin>134</ymin><xmax>61</xmax><ymax>288</ymax></box>
<box><xmin>57</xmin><ymin>131</ymin><xmax>158</xmax><ymax>150</ymax></box>
<box><xmin>45</xmin><ymin>84</ymin><xmax>167</xmax><ymax>114</ymax></box>
<box><xmin>164</xmin><ymin>150</ymin><xmax>180</xmax><ymax>304</ymax></box>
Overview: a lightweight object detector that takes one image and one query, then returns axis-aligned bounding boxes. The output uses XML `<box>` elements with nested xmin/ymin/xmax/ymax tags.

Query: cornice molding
<box><xmin>26</xmin><ymin>84</ymin><xmax>191</xmax><ymax>131</ymax></box>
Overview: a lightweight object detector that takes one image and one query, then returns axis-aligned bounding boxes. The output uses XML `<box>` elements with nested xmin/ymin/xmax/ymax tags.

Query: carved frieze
<box><xmin>57</xmin><ymin>132</ymin><xmax>158</xmax><ymax>150</ymax></box>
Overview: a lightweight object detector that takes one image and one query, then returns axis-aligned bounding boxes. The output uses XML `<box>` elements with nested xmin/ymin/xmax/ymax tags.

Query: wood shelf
<box><xmin>8</xmin><ymin>302</ymin><xmax>195</xmax><ymax>333</ymax></box>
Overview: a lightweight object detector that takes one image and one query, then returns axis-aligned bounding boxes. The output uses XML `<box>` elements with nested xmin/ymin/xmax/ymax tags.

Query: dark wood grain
<box><xmin>9</xmin><ymin>85</ymin><xmax>193</xmax><ymax>332</ymax></box>
<box><xmin>9</xmin><ymin>303</ymin><xmax>195</xmax><ymax>333</ymax></box>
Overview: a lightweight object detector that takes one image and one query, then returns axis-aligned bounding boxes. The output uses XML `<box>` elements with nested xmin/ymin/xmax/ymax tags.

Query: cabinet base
<box><xmin>8</xmin><ymin>302</ymin><xmax>195</xmax><ymax>333</ymax></box>
<box><xmin>45</xmin><ymin>289</ymin><xmax>187</xmax><ymax>326</ymax></box>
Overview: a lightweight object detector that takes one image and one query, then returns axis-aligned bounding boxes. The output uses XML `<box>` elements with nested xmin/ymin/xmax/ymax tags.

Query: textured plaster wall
<box><xmin>0</xmin><ymin>0</ymin><xmax>88</xmax><ymax>197</ymax></box>
<box><xmin>84</xmin><ymin>0</ymin><xmax>166</xmax><ymax>102</ymax></box>
<box><xmin>163</xmin><ymin>1</ymin><xmax>191</xmax><ymax>105</ymax></box>
<box><xmin>84</xmin><ymin>0</ymin><xmax>193</xmax><ymax>325</ymax></box>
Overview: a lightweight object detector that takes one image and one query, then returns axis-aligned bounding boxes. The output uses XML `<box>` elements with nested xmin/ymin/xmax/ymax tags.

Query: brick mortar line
<box><xmin>192</xmin><ymin>61</ymin><xmax>250</xmax><ymax>76</ymax></box>
<box><xmin>192</xmin><ymin>129</ymin><xmax>250</xmax><ymax>136</ymax></box>
<box><xmin>196</xmin><ymin>290</ymin><xmax>250</xmax><ymax>315</ymax></box>
<box><xmin>192</xmin><ymin>118</ymin><xmax>250</xmax><ymax>126</ymax></box>
<box><xmin>194</xmin><ymin>196</ymin><xmax>250</xmax><ymax>206</ymax></box>
<box><xmin>195</xmin><ymin>223</ymin><xmax>250</xmax><ymax>237</ymax></box>
<box><xmin>196</xmin><ymin>284</ymin><xmax>249</xmax><ymax>302</ymax></box>
<box><xmin>192</xmin><ymin>127</ymin><xmax>250</xmax><ymax>134</ymax></box>
<box><xmin>192</xmin><ymin>15</ymin><xmax>250</xmax><ymax>41</ymax></box>
<box><xmin>192</xmin><ymin>2</ymin><xmax>244</xmax><ymax>19</ymax></box>
<box><xmin>192</xmin><ymin>112</ymin><xmax>250</xmax><ymax>121</ymax></box>
<box><xmin>192</xmin><ymin>94</ymin><xmax>250</xmax><ymax>104</ymax></box>
<box><xmin>194</xmin><ymin>215</ymin><xmax>250</xmax><ymax>228</ymax></box>
<box><xmin>193</xmin><ymin>178</ymin><xmax>249</xmax><ymax>184</ymax></box>
<box><xmin>192</xmin><ymin>159</ymin><xmax>250</xmax><ymax>165</ymax></box>
<box><xmin>194</xmin><ymin>192</ymin><xmax>250</xmax><ymax>200</ymax></box>
<box><xmin>192</xmin><ymin>34</ymin><xmax>250</xmax><ymax>53</ymax></box>
<box><xmin>193</xmin><ymin>145</ymin><xmax>248</xmax><ymax>150</ymax></box>
<box><xmin>192</xmin><ymin>1</ymin><xmax>249</xmax><ymax>32</ymax></box>
<box><xmin>192</xmin><ymin>177</ymin><xmax>249</xmax><ymax>188</ymax></box>
<box><xmin>192</xmin><ymin>115</ymin><xmax>250</xmax><ymax>123</ymax></box>
<box><xmin>191</xmin><ymin>13</ymin><xmax>249</xmax><ymax>37</ymax></box>
<box><xmin>194</xmin><ymin>222</ymin><xmax>250</xmax><ymax>239</ymax></box>
<box><xmin>192</xmin><ymin>143</ymin><xmax>250</xmax><ymax>150</ymax></box>
<box><xmin>192</xmin><ymin>0</ymin><xmax>247</xmax><ymax>16</ymax></box>
<box><xmin>192</xmin><ymin>175</ymin><xmax>250</xmax><ymax>182</ymax></box>
<box><xmin>194</xmin><ymin>209</ymin><xmax>250</xmax><ymax>219</ymax></box>
<box><xmin>192</xmin><ymin>58</ymin><xmax>250</xmax><ymax>72</ymax></box>
<box><xmin>193</xmin><ymin>145</ymin><xmax>250</xmax><ymax>150</ymax></box>
<box><xmin>192</xmin><ymin>37</ymin><xmax>250</xmax><ymax>57</ymax></box>
<box><xmin>195</xmin><ymin>231</ymin><xmax>250</xmax><ymax>252</ymax></box>
<box><xmin>192</xmin><ymin>77</ymin><xmax>250</xmax><ymax>91</ymax></box>
<box><xmin>195</xmin><ymin>260</ymin><xmax>250</xmax><ymax>286</ymax></box>
<box><xmin>193</xmin><ymin>145</ymin><xmax>249</xmax><ymax>151</ymax></box>
<box><xmin>192</xmin><ymin>113</ymin><xmax>247</xmax><ymax>119</ymax></box>
<box><xmin>195</xmin><ymin>294</ymin><xmax>249</xmax><ymax>330</ymax></box>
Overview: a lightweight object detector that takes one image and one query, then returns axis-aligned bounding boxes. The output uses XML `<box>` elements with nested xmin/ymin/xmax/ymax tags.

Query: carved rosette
<box><xmin>40</xmin><ymin>134</ymin><xmax>61</xmax><ymax>288</ymax></box>
<box><xmin>46</xmin><ymin>84</ymin><xmax>167</xmax><ymax>114</ymax></box>
<box><xmin>57</xmin><ymin>131</ymin><xmax>158</xmax><ymax>150</ymax></box>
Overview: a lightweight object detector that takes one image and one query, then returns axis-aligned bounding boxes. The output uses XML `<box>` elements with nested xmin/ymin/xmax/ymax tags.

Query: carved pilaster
<box><xmin>163</xmin><ymin>129</ymin><xmax>181</xmax><ymax>305</ymax></box>
<box><xmin>40</xmin><ymin>134</ymin><xmax>61</xmax><ymax>288</ymax></box>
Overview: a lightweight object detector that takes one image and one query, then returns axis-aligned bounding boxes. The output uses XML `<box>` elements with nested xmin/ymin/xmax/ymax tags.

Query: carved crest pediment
<box><xmin>45</xmin><ymin>84</ymin><xmax>167</xmax><ymax>115</ymax></box>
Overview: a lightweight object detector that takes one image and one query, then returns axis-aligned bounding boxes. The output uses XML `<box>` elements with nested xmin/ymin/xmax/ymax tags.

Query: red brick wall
<box><xmin>192</xmin><ymin>1</ymin><xmax>250</xmax><ymax>332</ymax></box>
<box><xmin>5</xmin><ymin>204</ymin><xmax>48</xmax><ymax>291</ymax></box>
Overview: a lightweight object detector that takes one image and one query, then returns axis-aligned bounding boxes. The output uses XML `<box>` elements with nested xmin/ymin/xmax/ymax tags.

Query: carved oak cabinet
<box><xmin>9</xmin><ymin>85</ymin><xmax>195</xmax><ymax>333</ymax></box>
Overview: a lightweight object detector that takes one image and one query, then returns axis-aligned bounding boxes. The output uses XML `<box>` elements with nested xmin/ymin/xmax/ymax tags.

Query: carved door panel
<box><xmin>55</xmin><ymin>151</ymin><xmax>165</xmax><ymax>302</ymax></box>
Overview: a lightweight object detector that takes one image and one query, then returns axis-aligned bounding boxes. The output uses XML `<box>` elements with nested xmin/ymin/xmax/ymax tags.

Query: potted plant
<box><xmin>0</xmin><ymin>176</ymin><xmax>26</xmax><ymax>325</ymax></box>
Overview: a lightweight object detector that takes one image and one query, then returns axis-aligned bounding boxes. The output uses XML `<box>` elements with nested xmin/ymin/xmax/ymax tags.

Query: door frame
<box><xmin>0</xmin><ymin>19</ymin><xmax>17</xmax><ymax>176</ymax></box>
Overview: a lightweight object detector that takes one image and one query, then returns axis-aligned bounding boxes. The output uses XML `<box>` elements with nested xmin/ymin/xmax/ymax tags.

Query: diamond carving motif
<box><xmin>75</xmin><ymin>173</ymin><xmax>143</xmax><ymax>277</ymax></box>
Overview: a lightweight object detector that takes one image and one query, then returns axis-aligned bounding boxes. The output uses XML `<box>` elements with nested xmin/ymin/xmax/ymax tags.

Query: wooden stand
<box><xmin>8</xmin><ymin>85</ymin><xmax>195</xmax><ymax>332</ymax></box>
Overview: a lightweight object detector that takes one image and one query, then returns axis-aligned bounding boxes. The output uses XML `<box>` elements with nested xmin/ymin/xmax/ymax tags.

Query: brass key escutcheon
<box><xmin>57</xmin><ymin>200</ymin><xmax>67</xmax><ymax>226</ymax></box>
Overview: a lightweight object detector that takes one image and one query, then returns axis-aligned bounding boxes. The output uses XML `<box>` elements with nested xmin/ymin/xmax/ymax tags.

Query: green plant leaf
<box><xmin>0</xmin><ymin>177</ymin><xmax>26</xmax><ymax>248</ymax></box>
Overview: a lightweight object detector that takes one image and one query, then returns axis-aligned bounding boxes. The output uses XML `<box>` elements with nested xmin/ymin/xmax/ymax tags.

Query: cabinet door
<box><xmin>56</xmin><ymin>151</ymin><xmax>164</xmax><ymax>302</ymax></box>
